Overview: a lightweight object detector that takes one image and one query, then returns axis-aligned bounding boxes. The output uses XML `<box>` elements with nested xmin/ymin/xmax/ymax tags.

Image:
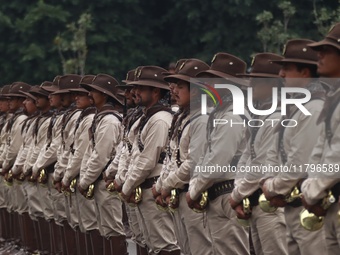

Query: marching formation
<box><xmin>0</xmin><ymin>22</ymin><xmax>339</xmax><ymax>255</ymax></box>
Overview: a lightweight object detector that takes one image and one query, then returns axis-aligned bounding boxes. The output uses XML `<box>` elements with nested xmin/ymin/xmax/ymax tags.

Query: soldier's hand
<box><xmin>235</xmin><ymin>204</ymin><xmax>251</xmax><ymax>219</ymax></box>
<box><xmin>77</xmin><ymin>185</ymin><xmax>86</xmax><ymax>196</ymax></box>
<box><xmin>61</xmin><ymin>182</ymin><xmax>71</xmax><ymax>193</ymax></box>
<box><xmin>229</xmin><ymin>197</ymin><xmax>240</xmax><ymax>210</ymax></box>
<box><xmin>113</xmin><ymin>180</ymin><xmax>122</xmax><ymax>192</ymax></box>
<box><xmin>269</xmin><ymin>195</ymin><xmax>287</xmax><ymax>207</ymax></box>
<box><xmin>155</xmin><ymin>195</ymin><xmax>167</xmax><ymax>208</ymax></box>
<box><xmin>54</xmin><ymin>181</ymin><xmax>62</xmax><ymax>193</ymax></box>
<box><xmin>120</xmin><ymin>191</ymin><xmax>130</xmax><ymax>202</ymax></box>
<box><xmin>301</xmin><ymin>195</ymin><xmax>327</xmax><ymax>217</ymax></box>
<box><xmin>186</xmin><ymin>192</ymin><xmax>195</xmax><ymax>209</ymax></box>
<box><xmin>105</xmin><ymin>180</ymin><xmax>113</xmax><ymax>189</ymax></box>
<box><xmin>161</xmin><ymin>189</ymin><xmax>170</xmax><ymax>201</ymax></box>
<box><xmin>151</xmin><ymin>184</ymin><xmax>160</xmax><ymax>199</ymax></box>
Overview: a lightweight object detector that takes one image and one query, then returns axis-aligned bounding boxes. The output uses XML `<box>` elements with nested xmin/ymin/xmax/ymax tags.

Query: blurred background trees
<box><xmin>0</xmin><ymin>0</ymin><xmax>338</xmax><ymax>84</ymax></box>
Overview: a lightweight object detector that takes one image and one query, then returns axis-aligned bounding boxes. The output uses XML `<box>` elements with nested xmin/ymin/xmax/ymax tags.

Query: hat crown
<box><xmin>91</xmin><ymin>74</ymin><xmax>119</xmax><ymax>95</ymax></box>
<box><xmin>123</xmin><ymin>69</ymin><xmax>135</xmax><ymax>83</ymax></box>
<box><xmin>251</xmin><ymin>53</ymin><xmax>283</xmax><ymax>75</ymax></box>
<box><xmin>80</xmin><ymin>75</ymin><xmax>95</xmax><ymax>85</ymax></box>
<box><xmin>0</xmin><ymin>85</ymin><xmax>11</xmax><ymax>95</ymax></box>
<box><xmin>283</xmin><ymin>39</ymin><xmax>318</xmax><ymax>63</ymax></box>
<box><xmin>177</xmin><ymin>59</ymin><xmax>210</xmax><ymax>77</ymax></box>
<box><xmin>326</xmin><ymin>23</ymin><xmax>340</xmax><ymax>43</ymax></box>
<box><xmin>210</xmin><ymin>53</ymin><xmax>247</xmax><ymax>77</ymax></box>
<box><xmin>136</xmin><ymin>66</ymin><xmax>168</xmax><ymax>85</ymax></box>
<box><xmin>58</xmin><ymin>74</ymin><xmax>81</xmax><ymax>90</ymax></box>
<box><xmin>52</xmin><ymin>75</ymin><xmax>61</xmax><ymax>86</ymax></box>
<box><xmin>9</xmin><ymin>82</ymin><xmax>31</xmax><ymax>94</ymax></box>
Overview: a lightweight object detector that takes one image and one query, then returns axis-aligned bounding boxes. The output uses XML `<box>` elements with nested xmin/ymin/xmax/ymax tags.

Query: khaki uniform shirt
<box><xmin>122</xmin><ymin>110</ymin><xmax>172</xmax><ymax>196</ymax></box>
<box><xmin>189</xmin><ymin>104</ymin><xmax>250</xmax><ymax>200</ymax></box>
<box><xmin>79</xmin><ymin>112</ymin><xmax>122</xmax><ymax>189</ymax></box>
<box><xmin>302</xmin><ymin>86</ymin><xmax>340</xmax><ymax>205</ymax></box>
<box><xmin>62</xmin><ymin>111</ymin><xmax>94</xmax><ymax>186</ymax></box>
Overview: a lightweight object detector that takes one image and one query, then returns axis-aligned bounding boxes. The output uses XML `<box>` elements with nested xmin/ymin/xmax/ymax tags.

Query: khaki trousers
<box><xmin>284</xmin><ymin>205</ymin><xmax>326</xmax><ymax>255</ymax></box>
<box><xmin>37</xmin><ymin>174</ymin><xmax>55</xmax><ymax>221</ymax></box>
<box><xmin>25</xmin><ymin>181</ymin><xmax>44</xmax><ymax>220</ymax></box>
<box><xmin>206</xmin><ymin>193</ymin><xmax>249</xmax><ymax>255</ymax></box>
<box><xmin>126</xmin><ymin>202</ymin><xmax>146</xmax><ymax>247</ymax></box>
<box><xmin>136</xmin><ymin>188</ymin><xmax>179</xmax><ymax>255</ymax></box>
<box><xmin>75</xmin><ymin>188</ymin><xmax>97</xmax><ymax>232</ymax></box>
<box><xmin>249</xmin><ymin>206</ymin><xmax>287</xmax><ymax>255</ymax></box>
<box><xmin>172</xmin><ymin>192</ymin><xmax>213</xmax><ymax>255</ymax></box>
<box><xmin>93</xmin><ymin>179</ymin><xmax>125</xmax><ymax>237</ymax></box>
<box><xmin>324</xmin><ymin>202</ymin><xmax>340</xmax><ymax>255</ymax></box>
<box><xmin>13</xmin><ymin>181</ymin><xmax>28</xmax><ymax>214</ymax></box>
<box><xmin>64</xmin><ymin>192</ymin><xmax>79</xmax><ymax>229</ymax></box>
<box><xmin>49</xmin><ymin>176</ymin><xmax>67</xmax><ymax>225</ymax></box>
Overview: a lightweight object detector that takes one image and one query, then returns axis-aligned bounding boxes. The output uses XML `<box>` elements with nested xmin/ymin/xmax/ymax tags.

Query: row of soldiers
<box><xmin>0</xmin><ymin>22</ymin><xmax>339</xmax><ymax>255</ymax></box>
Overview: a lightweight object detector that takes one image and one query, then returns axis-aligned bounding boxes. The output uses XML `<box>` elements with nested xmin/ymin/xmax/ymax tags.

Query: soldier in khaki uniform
<box><xmin>0</xmin><ymin>85</ymin><xmax>12</xmax><ymax>242</ymax></box>
<box><xmin>229</xmin><ymin>53</ymin><xmax>288</xmax><ymax>255</ymax></box>
<box><xmin>120</xmin><ymin>66</ymin><xmax>180</xmax><ymax>255</ymax></box>
<box><xmin>261</xmin><ymin>39</ymin><xmax>326</xmax><ymax>255</ymax></box>
<box><xmin>301</xmin><ymin>23</ymin><xmax>340</xmax><ymax>255</ymax></box>
<box><xmin>0</xmin><ymin>82</ymin><xmax>31</xmax><ymax>252</ymax></box>
<box><xmin>61</xmin><ymin>74</ymin><xmax>98</xmax><ymax>255</ymax></box>
<box><xmin>157</xmin><ymin>59</ymin><xmax>214</xmax><ymax>255</ymax></box>
<box><xmin>32</xmin><ymin>76</ymin><xmax>68</xmax><ymax>254</ymax></box>
<box><xmin>11</xmin><ymin>86</ymin><xmax>43</xmax><ymax>254</ymax></box>
<box><xmin>78</xmin><ymin>74</ymin><xmax>127</xmax><ymax>255</ymax></box>
<box><xmin>50</xmin><ymin>74</ymin><xmax>83</xmax><ymax>255</ymax></box>
<box><xmin>186</xmin><ymin>53</ymin><xmax>250</xmax><ymax>255</ymax></box>
<box><xmin>112</xmin><ymin>69</ymin><xmax>148</xmax><ymax>255</ymax></box>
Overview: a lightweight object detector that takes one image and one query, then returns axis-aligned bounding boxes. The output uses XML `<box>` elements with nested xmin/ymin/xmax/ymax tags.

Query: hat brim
<box><xmin>271</xmin><ymin>58</ymin><xmax>317</xmax><ymax>65</ymax></box>
<box><xmin>308</xmin><ymin>39</ymin><xmax>340</xmax><ymax>51</ymax></box>
<box><xmin>197</xmin><ymin>70</ymin><xmax>250</xmax><ymax>87</ymax></box>
<box><xmin>129</xmin><ymin>80</ymin><xmax>170</xmax><ymax>90</ymax></box>
<box><xmin>18</xmin><ymin>91</ymin><xmax>36</xmax><ymax>101</ymax></box>
<box><xmin>42</xmin><ymin>86</ymin><xmax>58</xmax><ymax>93</ymax></box>
<box><xmin>7</xmin><ymin>93</ymin><xmax>27</xmax><ymax>98</ymax></box>
<box><xmin>30</xmin><ymin>91</ymin><xmax>49</xmax><ymax>97</ymax></box>
<box><xmin>237</xmin><ymin>73</ymin><xmax>280</xmax><ymax>78</ymax></box>
<box><xmin>81</xmin><ymin>83</ymin><xmax>123</xmax><ymax>105</ymax></box>
<box><xmin>51</xmin><ymin>88</ymin><xmax>74</xmax><ymax>95</ymax></box>
<box><xmin>116</xmin><ymin>83</ymin><xmax>133</xmax><ymax>89</ymax></box>
<box><xmin>69</xmin><ymin>88</ymin><xmax>89</xmax><ymax>93</ymax></box>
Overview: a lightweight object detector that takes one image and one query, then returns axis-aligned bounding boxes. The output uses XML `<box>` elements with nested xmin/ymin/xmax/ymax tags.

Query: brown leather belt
<box><xmin>140</xmin><ymin>176</ymin><xmax>159</xmax><ymax>189</ymax></box>
<box><xmin>208</xmin><ymin>180</ymin><xmax>234</xmax><ymax>201</ymax></box>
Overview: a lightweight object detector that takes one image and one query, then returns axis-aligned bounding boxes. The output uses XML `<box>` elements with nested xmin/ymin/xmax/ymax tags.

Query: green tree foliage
<box><xmin>0</xmin><ymin>0</ymin><xmax>338</xmax><ymax>85</ymax></box>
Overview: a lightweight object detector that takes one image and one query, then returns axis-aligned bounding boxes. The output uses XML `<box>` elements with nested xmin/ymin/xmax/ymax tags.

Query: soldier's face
<box><xmin>88</xmin><ymin>89</ymin><xmax>106</xmax><ymax>108</ymax></box>
<box><xmin>49</xmin><ymin>94</ymin><xmax>62</xmax><ymax>109</ymax></box>
<box><xmin>317</xmin><ymin>45</ymin><xmax>340</xmax><ymax>78</ymax></box>
<box><xmin>9</xmin><ymin>97</ymin><xmax>24</xmax><ymax>112</ymax></box>
<box><xmin>60</xmin><ymin>93</ymin><xmax>73</xmax><ymax>108</ymax></box>
<box><xmin>173</xmin><ymin>81</ymin><xmax>190</xmax><ymax>107</ymax></box>
<box><xmin>0</xmin><ymin>99</ymin><xmax>9</xmax><ymax>113</ymax></box>
<box><xmin>279</xmin><ymin>63</ymin><xmax>306</xmax><ymax>87</ymax></box>
<box><xmin>251</xmin><ymin>78</ymin><xmax>276</xmax><ymax>101</ymax></box>
<box><xmin>35</xmin><ymin>96</ymin><xmax>50</xmax><ymax>110</ymax></box>
<box><xmin>23</xmin><ymin>97</ymin><xmax>37</xmax><ymax>115</ymax></box>
<box><xmin>124</xmin><ymin>89</ymin><xmax>135</xmax><ymax>108</ymax></box>
<box><xmin>134</xmin><ymin>86</ymin><xmax>153</xmax><ymax>107</ymax></box>
<box><xmin>75</xmin><ymin>92</ymin><xmax>93</xmax><ymax>109</ymax></box>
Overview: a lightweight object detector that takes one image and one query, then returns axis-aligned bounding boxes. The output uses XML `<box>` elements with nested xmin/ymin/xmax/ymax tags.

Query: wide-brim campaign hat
<box><xmin>71</xmin><ymin>75</ymin><xmax>95</xmax><ymax>93</ymax></box>
<box><xmin>128</xmin><ymin>66</ymin><xmax>170</xmax><ymax>90</ymax></box>
<box><xmin>162</xmin><ymin>59</ymin><xmax>187</xmax><ymax>76</ymax></box>
<box><xmin>7</xmin><ymin>82</ymin><xmax>31</xmax><ymax>98</ymax></box>
<box><xmin>116</xmin><ymin>69</ymin><xmax>135</xmax><ymax>89</ymax></box>
<box><xmin>0</xmin><ymin>85</ymin><xmax>11</xmax><ymax>99</ymax></box>
<box><xmin>164</xmin><ymin>59</ymin><xmax>210</xmax><ymax>84</ymax></box>
<box><xmin>43</xmin><ymin>75</ymin><xmax>61</xmax><ymax>93</ymax></box>
<box><xmin>271</xmin><ymin>39</ymin><xmax>318</xmax><ymax>65</ymax></box>
<box><xmin>28</xmin><ymin>81</ymin><xmax>52</xmax><ymax>98</ymax></box>
<box><xmin>238</xmin><ymin>53</ymin><xmax>283</xmax><ymax>78</ymax></box>
<box><xmin>308</xmin><ymin>23</ymin><xmax>340</xmax><ymax>51</ymax></box>
<box><xmin>51</xmin><ymin>74</ymin><xmax>82</xmax><ymax>95</ymax></box>
<box><xmin>196</xmin><ymin>52</ymin><xmax>249</xmax><ymax>87</ymax></box>
<box><xmin>81</xmin><ymin>73</ymin><xmax>123</xmax><ymax>105</ymax></box>
<box><xmin>19</xmin><ymin>85</ymin><xmax>40</xmax><ymax>101</ymax></box>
